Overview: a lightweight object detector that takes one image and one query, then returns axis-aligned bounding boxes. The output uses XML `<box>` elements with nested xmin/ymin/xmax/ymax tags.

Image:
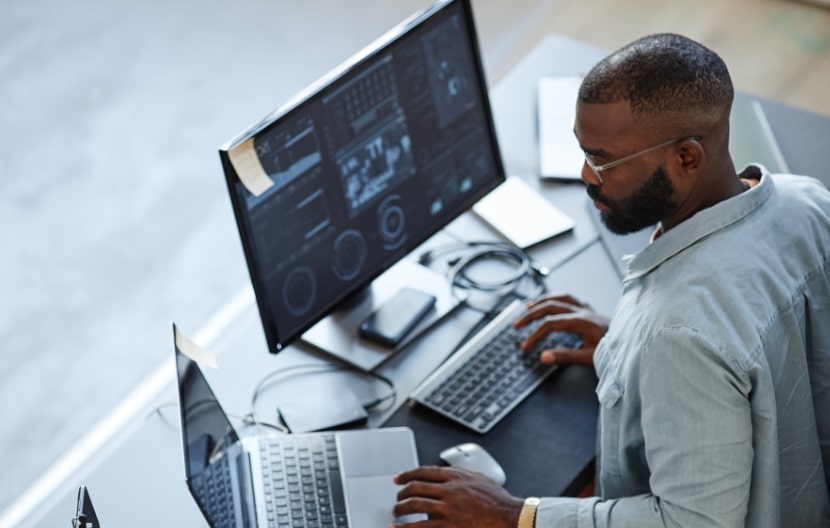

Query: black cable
<box><xmin>449</xmin><ymin>246</ymin><xmax>531</xmax><ymax>292</ymax></box>
<box><xmin>147</xmin><ymin>364</ymin><xmax>396</xmax><ymax>435</ymax></box>
<box><xmin>420</xmin><ymin>241</ymin><xmax>547</xmax><ymax>315</ymax></box>
<box><xmin>235</xmin><ymin>412</ymin><xmax>290</xmax><ymax>434</ymax></box>
<box><xmin>249</xmin><ymin>363</ymin><xmax>397</xmax><ymax>424</ymax></box>
<box><xmin>146</xmin><ymin>401</ymin><xmax>289</xmax><ymax>434</ymax></box>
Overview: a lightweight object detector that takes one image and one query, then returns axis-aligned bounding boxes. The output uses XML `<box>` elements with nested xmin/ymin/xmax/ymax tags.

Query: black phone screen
<box><xmin>358</xmin><ymin>287</ymin><xmax>437</xmax><ymax>348</ymax></box>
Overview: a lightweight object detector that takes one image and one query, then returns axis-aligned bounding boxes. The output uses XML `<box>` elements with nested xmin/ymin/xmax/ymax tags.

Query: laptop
<box><xmin>173</xmin><ymin>323</ymin><xmax>422</xmax><ymax>528</ymax></box>
<box><xmin>71</xmin><ymin>486</ymin><xmax>101</xmax><ymax>528</ymax></box>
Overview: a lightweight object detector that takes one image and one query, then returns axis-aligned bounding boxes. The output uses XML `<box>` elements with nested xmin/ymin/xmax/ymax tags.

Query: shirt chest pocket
<box><xmin>595</xmin><ymin>347</ymin><xmax>624</xmax><ymax>481</ymax></box>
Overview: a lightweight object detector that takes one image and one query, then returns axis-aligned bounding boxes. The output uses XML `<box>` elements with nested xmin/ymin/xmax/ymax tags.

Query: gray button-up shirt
<box><xmin>537</xmin><ymin>166</ymin><xmax>830</xmax><ymax>527</ymax></box>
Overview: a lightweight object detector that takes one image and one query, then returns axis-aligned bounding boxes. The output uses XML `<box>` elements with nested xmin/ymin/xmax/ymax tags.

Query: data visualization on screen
<box><xmin>220</xmin><ymin>0</ymin><xmax>505</xmax><ymax>354</ymax></box>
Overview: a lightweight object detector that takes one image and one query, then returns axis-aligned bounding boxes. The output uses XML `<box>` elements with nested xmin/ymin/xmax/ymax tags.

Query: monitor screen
<box><xmin>220</xmin><ymin>0</ymin><xmax>505</xmax><ymax>352</ymax></box>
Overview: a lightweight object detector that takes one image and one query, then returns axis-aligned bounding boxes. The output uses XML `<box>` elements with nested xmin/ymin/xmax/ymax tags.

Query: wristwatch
<box><xmin>517</xmin><ymin>497</ymin><xmax>540</xmax><ymax>528</ymax></box>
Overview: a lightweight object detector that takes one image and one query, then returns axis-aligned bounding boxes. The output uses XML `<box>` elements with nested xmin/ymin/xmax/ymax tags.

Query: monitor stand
<box><xmin>300</xmin><ymin>258</ymin><xmax>459</xmax><ymax>371</ymax></box>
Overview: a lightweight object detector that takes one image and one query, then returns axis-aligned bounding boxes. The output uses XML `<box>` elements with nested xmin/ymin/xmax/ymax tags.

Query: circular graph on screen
<box><xmin>282</xmin><ymin>266</ymin><xmax>317</xmax><ymax>317</ymax></box>
<box><xmin>332</xmin><ymin>229</ymin><xmax>367</xmax><ymax>281</ymax></box>
<box><xmin>378</xmin><ymin>194</ymin><xmax>408</xmax><ymax>251</ymax></box>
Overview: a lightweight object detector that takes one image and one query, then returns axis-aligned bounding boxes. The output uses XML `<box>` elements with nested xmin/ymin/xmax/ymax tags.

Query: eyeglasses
<box><xmin>584</xmin><ymin>136</ymin><xmax>700</xmax><ymax>184</ymax></box>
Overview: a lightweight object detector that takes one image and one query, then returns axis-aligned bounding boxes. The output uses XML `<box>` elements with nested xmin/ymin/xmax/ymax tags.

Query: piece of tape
<box><xmin>228</xmin><ymin>137</ymin><xmax>273</xmax><ymax>197</ymax></box>
<box><xmin>174</xmin><ymin>325</ymin><xmax>218</xmax><ymax>369</ymax></box>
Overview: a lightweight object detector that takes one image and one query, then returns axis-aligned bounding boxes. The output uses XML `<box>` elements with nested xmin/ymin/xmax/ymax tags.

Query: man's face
<box><xmin>586</xmin><ymin>165</ymin><xmax>677</xmax><ymax>234</ymax></box>
<box><xmin>574</xmin><ymin>101</ymin><xmax>679</xmax><ymax>234</ymax></box>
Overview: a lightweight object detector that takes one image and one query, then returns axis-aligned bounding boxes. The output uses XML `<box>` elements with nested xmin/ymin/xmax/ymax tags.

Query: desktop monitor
<box><xmin>219</xmin><ymin>0</ymin><xmax>505</xmax><ymax>358</ymax></box>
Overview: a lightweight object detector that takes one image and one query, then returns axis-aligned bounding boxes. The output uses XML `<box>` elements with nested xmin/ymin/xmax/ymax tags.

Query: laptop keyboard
<box><xmin>191</xmin><ymin>454</ymin><xmax>238</xmax><ymax>528</ymax></box>
<box><xmin>260</xmin><ymin>434</ymin><xmax>349</xmax><ymax>528</ymax></box>
<box><xmin>411</xmin><ymin>300</ymin><xmax>582</xmax><ymax>433</ymax></box>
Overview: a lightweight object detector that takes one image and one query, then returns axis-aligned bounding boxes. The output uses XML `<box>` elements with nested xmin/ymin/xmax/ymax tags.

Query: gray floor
<box><xmin>4</xmin><ymin>0</ymin><xmax>830</xmax><ymax>521</ymax></box>
<box><xmin>0</xmin><ymin>0</ymin><xmax>549</xmax><ymax>516</ymax></box>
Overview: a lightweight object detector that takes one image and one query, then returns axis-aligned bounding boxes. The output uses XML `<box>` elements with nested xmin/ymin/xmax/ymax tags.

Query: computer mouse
<box><xmin>439</xmin><ymin>442</ymin><xmax>506</xmax><ymax>486</ymax></box>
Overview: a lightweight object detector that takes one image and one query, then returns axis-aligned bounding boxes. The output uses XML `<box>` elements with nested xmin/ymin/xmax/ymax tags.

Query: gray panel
<box><xmin>730</xmin><ymin>95</ymin><xmax>790</xmax><ymax>173</ymax></box>
<box><xmin>337</xmin><ymin>427</ymin><xmax>419</xmax><ymax>478</ymax></box>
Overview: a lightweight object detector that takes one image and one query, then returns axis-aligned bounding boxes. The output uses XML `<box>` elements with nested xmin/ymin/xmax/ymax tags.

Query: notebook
<box><xmin>537</xmin><ymin>75</ymin><xmax>584</xmax><ymax>180</ymax></box>
<box><xmin>473</xmin><ymin>175</ymin><xmax>574</xmax><ymax>248</ymax></box>
<box><xmin>173</xmin><ymin>324</ymin><xmax>422</xmax><ymax>528</ymax></box>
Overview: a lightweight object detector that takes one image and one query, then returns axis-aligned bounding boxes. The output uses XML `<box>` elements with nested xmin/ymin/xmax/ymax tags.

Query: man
<box><xmin>391</xmin><ymin>33</ymin><xmax>830</xmax><ymax>527</ymax></box>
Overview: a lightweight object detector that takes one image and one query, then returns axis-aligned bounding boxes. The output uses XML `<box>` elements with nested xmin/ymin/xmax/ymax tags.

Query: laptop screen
<box><xmin>174</xmin><ymin>330</ymin><xmax>240</xmax><ymax>481</ymax></box>
<box><xmin>72</xmin><ymin>486</ymin><xmax>101</xmax><ymax>528</ymax></box>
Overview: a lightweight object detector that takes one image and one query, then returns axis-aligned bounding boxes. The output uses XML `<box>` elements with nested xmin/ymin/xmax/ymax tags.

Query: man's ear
<box><xmin>676</xmin><ymin>137</ymin><xmax>704</xmax><ymax>175</ymax></box>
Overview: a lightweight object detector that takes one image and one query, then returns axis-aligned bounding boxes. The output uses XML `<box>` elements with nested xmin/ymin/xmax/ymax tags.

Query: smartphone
<box><xmin>72</xmin><ymin>486</ymin><xmax>100</xmax><ymax>528</ymax></box>
<box><xmin>358</xmin><ymin>287</ymin><xmax>437</xmax><ymax>348</ymax></box>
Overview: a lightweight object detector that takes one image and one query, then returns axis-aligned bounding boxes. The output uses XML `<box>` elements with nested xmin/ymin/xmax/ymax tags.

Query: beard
<box><xmin>587</xmin><ymin>165</ymin><xmax>677</xmax><ymax>235</ymax></box>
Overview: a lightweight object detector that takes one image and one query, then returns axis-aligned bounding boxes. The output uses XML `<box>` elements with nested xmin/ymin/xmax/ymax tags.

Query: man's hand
<box><xmin>513</xmin><ymin>294</ymin><xmax>609</xmax><ymax>367</ymax></box>
<box><xmin>392</xmin><ymin>466</ymin><xmax>523</xmax><ymax>527</ymax></box>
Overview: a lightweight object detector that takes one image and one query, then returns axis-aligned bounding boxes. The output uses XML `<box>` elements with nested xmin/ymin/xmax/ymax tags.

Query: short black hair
<box><xmin>579</xmin><ymin>33</ymin><xmax>734</xmax><ymax>118</ymax></box>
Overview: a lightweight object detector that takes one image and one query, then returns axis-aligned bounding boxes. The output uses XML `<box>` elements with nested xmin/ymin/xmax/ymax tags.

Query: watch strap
<box><xmin>517</xmin><ymin>497</ymin><xmax>540</xmax><ymax>528</ymax></box>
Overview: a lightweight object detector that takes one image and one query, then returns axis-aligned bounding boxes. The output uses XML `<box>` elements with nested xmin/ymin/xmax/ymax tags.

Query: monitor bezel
<box><xmin>218</xmin><ymin>0</ymin><xmax>506</xmax><ymax>353</ymax></box>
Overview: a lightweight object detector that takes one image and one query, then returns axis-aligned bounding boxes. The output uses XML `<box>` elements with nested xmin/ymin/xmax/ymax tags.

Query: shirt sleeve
<box><xmin>533</xmin><ymin>326</ymin><xmax>754</xmax><ymax>528</ymax></box>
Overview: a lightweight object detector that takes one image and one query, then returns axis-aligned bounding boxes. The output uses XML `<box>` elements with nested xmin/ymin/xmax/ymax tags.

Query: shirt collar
<box><xmin>624</xmin><ymin>164</ymin><xmax>773</xmax><ymax>281</ymax></box>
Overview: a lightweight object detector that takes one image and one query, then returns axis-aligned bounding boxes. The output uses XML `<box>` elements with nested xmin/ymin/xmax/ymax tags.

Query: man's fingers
<box><xmin>394</xmin><ymin>466</ymin><xmax>452</xmax><ymax>485</ymax></box>
<box><xmin>396</xmin><ymin>480</ymin><xmax>447</xmax><ymax>503</ymax></box>
<box><xmin>393</xmin><ymin>496</ymin><xmax>444</xmax><ymax>519</ymax></box>
<box><xmin>390</xmin><ymin>517</ymin><xmax>442</xmax><ymax>528</ymax></box>
<box><xmin>539</xmin><ymin>347</ymin><xmax>595</xmax><ymax>367</ymax></box>
<box><xmin>519</xmin><ymin>315</ymin><xmax>591</xmax><ymax>350</ymax></box>
<box><xmin>514</xmin><ymin>299</ymin><xmax>581</xmax><ymax>328</ymax></box>
<box><xmin>526</xmin><ymin>294</ymin><xmax>586</xmax><ymax>310</ymax></box>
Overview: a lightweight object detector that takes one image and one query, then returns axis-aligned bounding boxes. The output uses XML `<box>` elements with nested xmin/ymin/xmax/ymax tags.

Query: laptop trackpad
<box><xmin>337</xmin><ymin>429</ymin><xmax>417</xmax><ymax>477</ymax></box>
<box><xmin>337</xmin><ymin>430</ymin><xmax>425</xmax><ymax>525</ymax></box>
<box><xmin>344</xmin><ymin>474</ymin><xmax>424</xmax><ymax>526</ymax></box>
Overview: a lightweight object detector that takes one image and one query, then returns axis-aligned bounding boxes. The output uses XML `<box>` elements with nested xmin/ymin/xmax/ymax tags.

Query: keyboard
<box><xmin>191</xmin><ymin>454</ymin><xmax>238</xmax><ymax>528</ymax></box>
<box><xmin>410</xmin><ymin>299</ymin><xmax>582</xmax><ymax>433</ymax></box>
<box><xmin>259</xmin><ymin>434</ymin><xmax>348</xmax><ymax>528</ymax></box>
